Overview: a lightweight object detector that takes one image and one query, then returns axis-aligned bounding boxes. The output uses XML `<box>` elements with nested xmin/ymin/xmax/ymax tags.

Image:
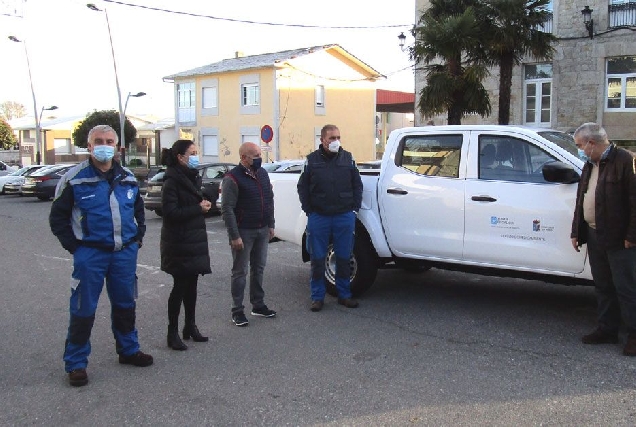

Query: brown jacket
<box><xmin>571</xmin><ymin>144</ymin><xmax>636</xmax><ymax>250</ymax></box>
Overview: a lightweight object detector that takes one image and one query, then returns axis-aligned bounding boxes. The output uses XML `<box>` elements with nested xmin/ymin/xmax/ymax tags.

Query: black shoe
<box><xmin>310</xmin><ymin>300</ymin><xmax>324</xmax><ymax>312</ymax></box>
<box><xmin>119</xmin><ymin>351</ymin><xmax>154</xmax><ymax>367</ymax></box>
<box><xmin>251</xmin><ymin>305</ymin><xmax>277</xmax><ymax>318</ymax></box>
<box><xmin>582</xmin><ymin>328</ymin><xmax>619</xmax><ymax>344</ymax></box>
<box><xmin>167</xmin><ymin>326</ymin><xmax>188</xmax><ymax>350</ymax></box>
<box><xmin>232</xmin><ymin>311</ymin><xmax>249</xmax><ymax>327</ymax></box>
<box><xmin>337</xmin><ymin>298</ymin><xmax>359</xmax><ymax>308</ymax></box>
<box><xmin>183</xmin><ymin>324</ymin><xmax>209</xmax><ymax>342</ymax></box>
<box><xmin>68</xmin><ymin>368</ymin><xmax>88</xmax><ymax>387</ymax></box>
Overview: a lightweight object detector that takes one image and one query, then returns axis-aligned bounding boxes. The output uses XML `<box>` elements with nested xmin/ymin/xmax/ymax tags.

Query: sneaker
<box><xmin>232</xmin><ymin>311</ymin><xmax>249</xmax><ymax>327</ymax></box>
<box><xmin>68</xmin><ymin>368</ymin><xmax>88</xmax><ymax>387</ymax></box>
<box><xmin>118</xmin><ymin>351</ymin><xmax>154</xmax><ymax>367</ymax></box>
<box><xmin>624</xmin><ymin>333</ymin><xmax>636</xmax><ymax>356</ymax></box>
<box><xmin>310</xmin><ymin>300</ymin><xmax>324</xmax><ymax>312</ymax></box>
<box><xmin>337</xmin><ymin>298</ymin><xmax>359</xmax><ymax>308</ymax></box>
<box><xmin>251</xmin><ymin>306</ymin><xmax>277</xmax><ymax>318</ymax></box>
<box><xmin>581</xmin><ymin>328</ymin><xmax>619</xmax><ymax>344</ymax></box>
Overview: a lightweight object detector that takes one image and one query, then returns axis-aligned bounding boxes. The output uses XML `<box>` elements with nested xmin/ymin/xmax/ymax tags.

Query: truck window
<box><xmin>396</xmin><ymin>134</ymin><xmax>462</xmax><ymax>178</ymax></box>
<box><xmin>478</xmin><ymin>135</ymin><xmax>558</xmax><ymax>183</ymax></box>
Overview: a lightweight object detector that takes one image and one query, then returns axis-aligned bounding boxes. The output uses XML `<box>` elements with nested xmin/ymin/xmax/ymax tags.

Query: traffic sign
<box><xmin>261</xmin><ymin>125</ymin><xmax>273</xmax><ymax>143</ymax></box>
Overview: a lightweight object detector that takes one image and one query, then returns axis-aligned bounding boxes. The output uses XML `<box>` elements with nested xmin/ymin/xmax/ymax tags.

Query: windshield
<box><xmin>262</xmin><ymin>163</ymin><xmax>282</xmax><ymax>172</ymax></box>
<box><xmin>8</xmin><ymin>167</ymin><xmax>27</xmax><ymax>176</ymax></box>
<box><xmin>149</xmin><ymin>171</ymin><xmax>166</xmax><ymax>183</ymax></box>
<box><xmin>537</xmin><ymin>131</ymin><xmax>578</xmax><ymax>157</ymax></box>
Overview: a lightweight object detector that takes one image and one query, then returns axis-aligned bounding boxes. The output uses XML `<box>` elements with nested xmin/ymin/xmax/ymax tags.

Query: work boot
<box><xmin>167</xmin><ymin>325</ymin><xmax>188</xmax><ymax>351</ymax></box>
<box><xmin>119</xmin><ymin>351</ymin><xmax>154</xmax><ymax>367</ymax></box>
<box><xmin>581</xmin><ymin>328</ymin><xmax>619</xmax><ymax>344</ymax></box>
<box><xmin>623</xmin><ymin>333</ymin><xmax>636</xmax><ymax>356</ymax></box>
<box><xmin>68</xmin><ymin>368</ymin><xmax>88</xmax><ymax>387</ymax></box>
<box><xmin>337</xmin><ymin>298</ymin><xmax>359</xmax><ymax>308</ymax></box>
<box><xmin>310</xmin><ymin>300</ymin><xmax>324</xmax><ymax>312</ymax></box>
<box><xmin>183</xmin><ymin>323</ymin><xmax>208</xmax><ymax>342</ymax></box>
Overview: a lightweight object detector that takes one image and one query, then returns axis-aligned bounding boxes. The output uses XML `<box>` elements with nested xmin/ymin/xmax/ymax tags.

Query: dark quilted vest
<box><xmin>227</xmin><ymin>165</ymin><xmax>274</xmax><ymax>229</ymax></box>
<box><xmin>306</xmin><ymin>149</ymin><xmax>356</xmax><ymax>215</ymax></box>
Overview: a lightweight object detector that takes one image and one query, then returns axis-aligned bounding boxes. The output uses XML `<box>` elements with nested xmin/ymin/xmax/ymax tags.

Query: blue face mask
<box><xmin>187</xmin><ymin>155</ymin><xmax>199</xmax><ymax>169</ymax></box>
<box><xmin>577</xmin><ymin>142</ymin><xmax>590</xmax><ymax>162</ymax></box>
<box><xmin>251</xmin><ymin>157</ymin><xmax>262</xmax><ymax>170</ymax></box>
<box><xmin>93</xmin><ymin>145</ymin><xmax>115</xmax><ymax>163</ymax></box>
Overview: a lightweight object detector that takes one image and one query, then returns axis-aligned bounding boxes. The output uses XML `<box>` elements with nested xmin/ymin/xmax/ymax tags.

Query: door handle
<box><xmin>387</xmin><ymin>188</ymin><xmax>408</xmax><ymax>195</ymax></box>
<box><xmin>471</xmin><ymin>195</ymin><xmax>497</xmax><ymax>202</ymax></box>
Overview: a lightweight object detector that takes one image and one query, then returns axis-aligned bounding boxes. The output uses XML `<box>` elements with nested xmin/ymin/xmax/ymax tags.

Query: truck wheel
<box><xmin>325</xmin><ymin>231</ymin><xmax>378</xmax><ymax>297</ymax></box>
<box><xmin>155</xmin><ymin>209</ymin><xmax>163</xmax><ymax>217</ymax></box>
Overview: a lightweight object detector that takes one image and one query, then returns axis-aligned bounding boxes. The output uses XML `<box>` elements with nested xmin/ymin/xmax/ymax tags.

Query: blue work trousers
<box><xmin>64</xmin><ymin>244</ymin><xmax>140</xmax><ymax>372</ymax></box>
<box><xmin>306</xmin><ymin>211</ymin><xmax>355</xmax><ymax>301</ymax></box>
<box><xmin>587</xmin><ymin>226</ymin><xmax>636</xmax><ymax>334</ymax></box>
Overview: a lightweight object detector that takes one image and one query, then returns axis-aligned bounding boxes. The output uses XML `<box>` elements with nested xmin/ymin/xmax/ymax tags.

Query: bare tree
<box><xmin>0</xmin><ymin>101</ymin><xmax>27</xmax><ymax>121</ymax></box>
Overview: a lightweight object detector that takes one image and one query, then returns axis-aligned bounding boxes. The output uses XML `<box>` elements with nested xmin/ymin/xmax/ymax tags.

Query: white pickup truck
<box><xmin>270</xmin><ymin>125</ymin><xmax>592</xmax><ymax>296</ymax></box>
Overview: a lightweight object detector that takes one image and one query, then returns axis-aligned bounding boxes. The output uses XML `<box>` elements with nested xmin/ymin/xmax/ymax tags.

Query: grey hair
<box><xmin>87</xmin><ymin>125</ymin><xmax>119</xmax><ymax>145</ymax></box>
<box><xmin>573</xmin><ymin>122</ymin><xmax>609</xmax><ymax>145</ymax></box>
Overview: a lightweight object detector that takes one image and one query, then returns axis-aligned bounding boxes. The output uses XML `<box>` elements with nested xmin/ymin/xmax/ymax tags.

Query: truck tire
<box><xmin>155</xmin><ymin>208</ymin><xmax>163</xmax><ymax>217</ymax></box>
<box><xmin>325</xmin><ymin>230</ymin><xmax>378</xmax><ymax>297</ymax></box>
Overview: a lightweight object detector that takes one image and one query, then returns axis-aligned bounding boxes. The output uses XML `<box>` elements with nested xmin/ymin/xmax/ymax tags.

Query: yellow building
<box><xmin>163</xmin><ymin>44</ymin><xmax>384</xmax><ymax>163</ymax></box>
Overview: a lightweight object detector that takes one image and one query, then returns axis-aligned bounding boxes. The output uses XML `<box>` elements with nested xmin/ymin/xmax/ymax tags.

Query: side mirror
<box><xmin>543</xmin><ymin>161</ymin><xmax>580</xmax><ymax>184</ymax></box>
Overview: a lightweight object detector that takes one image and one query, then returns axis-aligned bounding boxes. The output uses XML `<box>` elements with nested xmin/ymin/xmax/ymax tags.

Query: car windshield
<box><xmin>537</xmin><ymin>131</ymin><xmax>578</xmax><ymax>157</ymax></box>
<box><xmin>8</xmin><ymin>167</ymin><xmax>28</xmax><ymax>176</ymax></box>
<box><xmin>262</xmin><ymin>163</ymin><xmax>282</xmax><ymax>172</ymax></box>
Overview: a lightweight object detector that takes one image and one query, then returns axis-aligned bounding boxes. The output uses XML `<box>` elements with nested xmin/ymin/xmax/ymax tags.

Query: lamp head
<box><xmin>581</xmin><ymin>6</ymin><xmax>594</xmax><ymax>39</ymax></box>
<box><xmin>398</xmin><ymin>32</ymin><xmax>406</xmax><ymax>49</ymax></box>
<box><xmin>8</xmin><ymin>36</ymin><xmax>21</xmax><ymax>43</ymax></box>
<box><xmin>132</xmin><ymin>92</ymin><xmax>146</xmax><ymax>97</ymax></box>
<box><xmin>86</xmin><ymin>3</ymin><xmax>101</xmax><ymax>11</ymax></box>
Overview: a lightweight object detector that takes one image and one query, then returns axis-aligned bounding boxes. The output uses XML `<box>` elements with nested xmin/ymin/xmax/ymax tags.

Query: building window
<box><xmin>239</xmin><ymin>74</ymin><xmax>261</xmax><ymax>115</ymax></box>
<box><xmin>609</xmin><ymin>0</ymin><xmax>636</xmax><ymax>28</ymax></box>
<box><xmin>315</xmin><ymin>85</ymin><xmax>324</xmax><ymax>107</ymax></box>
<box><xmin>536</xmin><ymin>0</ymin><xmax>553</xmax><ymax>33</ymax></box>
<box><xmin>606</xmin><ymin>56</ymin><xmax>636</xmax><ymax>110</ymax></box>
<box><xmin>54</xmin><ymin>138</ymin><xmax>71</xmax><ymax>154</ymax></box>
<box><xmin>202</xmin><ymin>135</ymin><xmax>218</xmax><ymax>156</ymax></box>
<box><xmin>242</xmin><ymin>83</ymin><xmax>259</xmax><ymax>107</ymax></box>
<box><xmin>177</xmin><ymin>82</ymin><xmax>195</xmax><ymax>123</ymax></box>
<box><xmin>202</xmin><ymin>87</ymin><xmax>217</xmax><ymax>109</ymax></box>
<box><xmin>523</xmin><ymin>63</ymin><xmax>552</xmax><ymax>126</ymax></box>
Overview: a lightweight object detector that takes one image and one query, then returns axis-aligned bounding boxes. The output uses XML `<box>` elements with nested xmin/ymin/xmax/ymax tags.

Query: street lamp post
<box><xmin>8</xmin><ymin>35</ymin><xmax>44</xmax><ymax>165</ymax></box>
<box><xmin>39</xmin><ymin>105</ymin><xmax>58</xmax><ymax>164</ymax></box>
<box><xmin>86</xmin><ymin>3</ymin><xmax>125</xmax><ymax>161</ymax></box>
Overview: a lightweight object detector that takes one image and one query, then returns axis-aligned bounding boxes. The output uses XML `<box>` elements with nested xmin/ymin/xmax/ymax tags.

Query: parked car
<box><xmin>3</xmin><ymin>165</ymin><xmax>57</xmax><ymax>196</ymax></box>
<box><xmin>262</xmin><ymin>159</ymin><xmax>305</xmax><ymax>173</ymax></box>
<box><xmin>0</xmin><ymin>160</ymin><xmax>19</xmax><ymax>177</ymax></box>
<box><xmin>0</xmin><ymin>165</ymin><xmax>47</xmax><ymax>194</ymax></box>
<box><xmin>144</xmin><ymin>162</ymin><xmax>236</xmax><ymax>216</ymax></box>
<box><xmin>21</xmin><ymin>164</ymin><xmax>77</xmax><ymax>200</ymax></box>
<box><xmin>357</xmin><ymin>160</ymin><xmax>382</xmax><ymax>170</ymax></box>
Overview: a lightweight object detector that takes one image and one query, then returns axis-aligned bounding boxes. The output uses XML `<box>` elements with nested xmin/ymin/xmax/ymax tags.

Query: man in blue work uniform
<box><xmin>50</xmin><ymin>124</ymin><xmax>153</xmax><ymax>387</ymax></box>
<box><xmin>297</xmin><ymin>124</ymin><xmax>363</xmax><ymax>312</ymax></box>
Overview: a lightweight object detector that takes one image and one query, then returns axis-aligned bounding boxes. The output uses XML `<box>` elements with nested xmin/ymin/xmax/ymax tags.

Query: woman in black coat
<box><xmin>160</xmin><ymin>140</ymin><xmax>212</xmax><ymax>350</ymax></box>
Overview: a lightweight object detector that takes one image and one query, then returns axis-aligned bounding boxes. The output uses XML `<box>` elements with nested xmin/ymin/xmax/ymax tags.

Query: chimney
<box><xmin>235</xmin><ymin>51</ymin><xmax>244</xmax><ymax>58</ymax></box>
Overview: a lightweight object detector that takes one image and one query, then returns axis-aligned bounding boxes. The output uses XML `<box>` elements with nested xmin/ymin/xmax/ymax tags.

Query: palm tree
<box><xmin>412</xmin><ymin>0</ymin><xmax>491</xmax><ymax>124</ymax></box>
<box><xmin>478</xmin><ymin>0</ymin><xmax>556</xmax><ymax>124</ymax></box>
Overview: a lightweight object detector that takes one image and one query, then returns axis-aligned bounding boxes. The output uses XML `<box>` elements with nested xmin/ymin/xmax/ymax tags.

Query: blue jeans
<box><xmin>64</xmin><ymin>244</ymin><xmax>140</xmax><ymax>372</ymax></box>
<box><xmin>306</xmin><ymin>211</ymin><xmax>355</xmax><ymax>301</ymax></box>
<box><xmin>231</xmin><ymin>226</ymin><xmax>269</xmax><ymax>314</ymax></box>
<box><xmin>587</xmin><ymin>226</ymin><xmax>636</xmax><ymax>333</ymax></box>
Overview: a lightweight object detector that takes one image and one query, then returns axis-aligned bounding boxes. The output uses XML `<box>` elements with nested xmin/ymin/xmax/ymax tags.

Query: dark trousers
<box><xmin>231</xmin><ymin>226</ymin><xmax>269</xmax><ymax>314</ymax></box>
<box><xmin>168</xmin><ymin>274</ymin><xmax>199</xmax><ymax>327</ymax></box>
<box><xmin>587</xmin><ymin>226</ymin><xmax>636</xmax><ymax>334</ymax></box>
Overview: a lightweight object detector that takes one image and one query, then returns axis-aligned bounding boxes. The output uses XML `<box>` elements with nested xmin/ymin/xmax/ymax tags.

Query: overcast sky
<box><xmin>1</xmin><ymin>0</ymin><xmax>415</xmax><ymax>119</ymax></box>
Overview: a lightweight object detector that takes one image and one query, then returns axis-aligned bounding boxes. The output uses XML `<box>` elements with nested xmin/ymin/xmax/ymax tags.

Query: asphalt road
<box><xmin>1</xmin><ymin>195</ymin><xmax>635</xmax><ymax>426</ymax></box>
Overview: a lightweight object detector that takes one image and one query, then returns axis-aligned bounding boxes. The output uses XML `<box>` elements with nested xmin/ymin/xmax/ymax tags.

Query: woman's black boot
<box><xmin>183</xmin><ymin>323</ymin><xmax>208</xmax><ymax>342</ymax></box>
<box><xmin>167</xmin><ymin>325</ymin><xmax>188</xmax><ymax>350</ymax></box>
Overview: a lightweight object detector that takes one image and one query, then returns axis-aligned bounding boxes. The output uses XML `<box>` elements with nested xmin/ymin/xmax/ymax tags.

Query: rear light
<box><xmin>34</xmin><ymin>176</ymin><xmax>52</xmax><ymax>182</ymax></box>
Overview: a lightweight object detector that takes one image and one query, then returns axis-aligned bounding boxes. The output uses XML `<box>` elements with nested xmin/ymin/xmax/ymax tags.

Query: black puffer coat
<box><xmin>160</xmin><ymin>165</ymin><xmax>211</xmax><ymax>276</ymax></box>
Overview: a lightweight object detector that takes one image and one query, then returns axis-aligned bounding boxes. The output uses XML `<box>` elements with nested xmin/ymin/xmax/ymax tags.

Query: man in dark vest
<box><xmin>222</xmin><ymin>142</ymin><xmax>277</xmax><ymax>327</ymax></box>
<box><xmin>297</xmin><ymin>124</ymin><xmax>363</xmax><ymax>312</ymax></box>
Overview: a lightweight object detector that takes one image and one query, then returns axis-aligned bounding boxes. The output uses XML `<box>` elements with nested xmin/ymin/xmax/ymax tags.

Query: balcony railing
<box><xmin>535</xmin><ymin>12</ymin><xmax>553</xmax><ymax>33</ymax></box>
<box><xmin>609</xmin><ymin>1</ymin><xmax>636</xmax><ymax>28</ymax></box>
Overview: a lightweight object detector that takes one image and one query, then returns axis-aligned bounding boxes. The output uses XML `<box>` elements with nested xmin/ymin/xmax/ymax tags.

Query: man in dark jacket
<box><xmin>222</xmin><ymin>142</ymin><xmax>276</xmax><ymax>327</ymax></box>
<box><xmin>49</xmin><ymin>125</ymin><xmax>152</xmax><ymax>387</ymax></box>
<box><xmin>571</xmin><ymin>122</ymin><xmax>636</xmax><ymax>356</ymax></box>
<box><xmin>297</xmin><ymin>124</ymin><xmax>363</xmax><ymax>312</ymax></box>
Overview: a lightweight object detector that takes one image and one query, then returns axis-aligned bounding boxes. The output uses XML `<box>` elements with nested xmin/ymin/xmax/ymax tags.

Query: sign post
<box><xmin>260</xmin><ymin>125</ymin><xmax>274</xmax><ymax>161</ymax></box>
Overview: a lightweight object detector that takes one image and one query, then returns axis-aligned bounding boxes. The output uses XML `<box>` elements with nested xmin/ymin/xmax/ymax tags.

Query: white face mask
<box><xmin>328</xmin><ymin>140</ymin><xmax>341</xmax><ymax>153</ymax></box>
